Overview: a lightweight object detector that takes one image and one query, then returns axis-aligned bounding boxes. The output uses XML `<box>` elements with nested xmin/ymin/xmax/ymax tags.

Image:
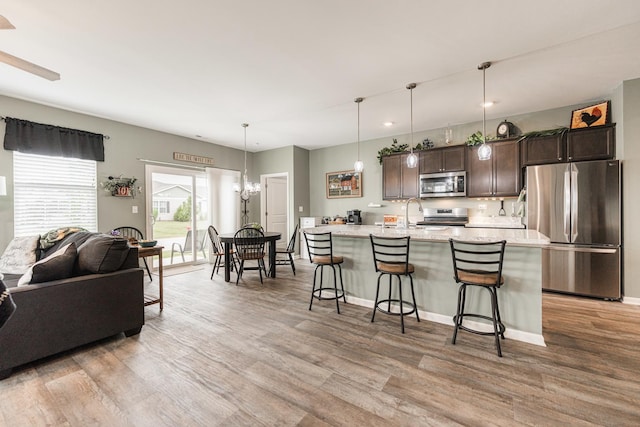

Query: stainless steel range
<box><xmin>417</xmin><ymin>208</ymin><xmax>468</xmax><ymax>226</ymax></box>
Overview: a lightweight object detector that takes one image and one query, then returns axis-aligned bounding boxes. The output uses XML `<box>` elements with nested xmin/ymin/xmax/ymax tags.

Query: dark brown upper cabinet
<box><xmin>419</xmin><ymin>145</ymin><xmax>466</xmax><ymax>174</ymax></box>
<box><xmin>521</xmin><ymin>125</ymin><xmax>615</xmax><ymax>166</ymax></box>
<box><xmin>382</xmin><ymin>153</ymin><xmax>419</xmax><ymax>200</ymax></box>
<box><xmin>467</xmin><ymin>138</ymin><xmax>521</xmax><ymax>198</ymax></box>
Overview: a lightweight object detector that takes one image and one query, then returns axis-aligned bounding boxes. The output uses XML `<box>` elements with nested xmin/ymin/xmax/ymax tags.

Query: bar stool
<box><xmin>303</xmin><ymin>231</ymin><xmax>346</xmax><ymax>313</ymax></box>
<box><xmin>369</xmin><ymin>234</ymin><xmax>419</xmax><ymax>333</ymax></box>
<box><xmin>449</xmin><ymin>239</ymin><xmax>507</xmax><ymax>357</ymax></box>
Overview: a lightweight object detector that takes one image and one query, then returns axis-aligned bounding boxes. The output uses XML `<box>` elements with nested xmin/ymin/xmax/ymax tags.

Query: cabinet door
<box><xmin>400</xmin><ymin>153</ymin><xmax>419</xmax><ymax>198</ymax></box>
<box><xmin>521</xmin><ymin>133</ymin><xmax>566</xmax><ymax>166</ymax></box>
<box><xmin>419</xmin><ymin>150</ymin><xmax>443</xmax><ymax>174</ymax></box>
<box><xmin>493</xmin><ymin>139</ymin><xmax>521</xmax><ymax>197</ymax></box>
<box><xmin>567</xmin><ymin>126</ymin><xmax>615</xmax><ymax>162</ymax></box>
<box><xmin>466</xmin><ymin>145</ymin><xmax>493</xmax><ymax>197</ymax></box>
<box><xmin>382</xmin><ymin>155</ymin><xmax>402</xmax><ymax>200</ymax></box>
<box><xmin>442</xmin><ymin>146</ymin><xmax>466</xmax><ymax>171</ymax></box>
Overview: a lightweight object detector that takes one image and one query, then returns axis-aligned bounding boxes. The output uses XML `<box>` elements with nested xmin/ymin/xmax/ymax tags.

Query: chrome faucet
<box><xmin>404</xmin><ymin>197</ymin><xmax>424</xmax><ymax>229</ymax></box>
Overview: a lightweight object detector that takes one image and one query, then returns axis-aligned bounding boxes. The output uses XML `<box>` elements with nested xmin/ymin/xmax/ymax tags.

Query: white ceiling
<box><xmin>1</xmin><ymin>1</ymin><xmax>639</xmax><ymax>152</ymax></box>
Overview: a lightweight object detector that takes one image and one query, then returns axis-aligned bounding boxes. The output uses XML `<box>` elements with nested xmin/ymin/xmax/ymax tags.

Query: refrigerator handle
<box><xmin>563</xmin><ymin>168</ymin><xmax>571</xmax><ymax>241</ymax></box>
<box><xmin>571</xmin><ymin>164</ymin><xmax>579</xmax><ymax>242</ymax></box>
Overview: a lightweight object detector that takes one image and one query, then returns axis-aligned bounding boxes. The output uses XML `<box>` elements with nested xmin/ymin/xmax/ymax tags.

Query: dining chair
<box><xmin>207</xmin><ymin>225</ymin><xmax>237</xmax><ymax>278</ymax></box>
<box><xmin>233</xmin><ymin>227</ymin><xmax>267</xmax><ymax>285</ymax></box>
<box><xmin>112</xmin><ymin>226</ymin><xmax>152</xmax><ymax>280</ymax></box>
<box><xmin>274</xmin><ymin>224</ymin><xmax>298</xmax><ymax>275</ymax></box>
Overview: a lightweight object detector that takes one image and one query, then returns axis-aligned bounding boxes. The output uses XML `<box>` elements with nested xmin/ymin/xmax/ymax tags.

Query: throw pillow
<box><xmin>0</xmin><ymin>235</ymin><xmax>40</xmax><ymax>275</ymax></box>
<box><xmin>77</xmin><ymin>235</ymin><xmax>129</xmax><ymax>274</ymax></box>
<box><xmin>18</xmin><ymin>242</ymin><xmax>77</xmax><ymax>286</ymax></box>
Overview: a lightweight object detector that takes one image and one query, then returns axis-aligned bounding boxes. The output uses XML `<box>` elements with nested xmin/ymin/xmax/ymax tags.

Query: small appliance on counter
<box><xmin>347</xmin><ymin>209</ymin><xmax>363</xmax><ymax>224</ymax></box>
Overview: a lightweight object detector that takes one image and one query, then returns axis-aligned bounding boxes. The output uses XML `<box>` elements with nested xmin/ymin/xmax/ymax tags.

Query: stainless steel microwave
<box><xmin>419</xmin><ymin>171</ymin><xmax>466</xmax><ymax>198</ymax></box>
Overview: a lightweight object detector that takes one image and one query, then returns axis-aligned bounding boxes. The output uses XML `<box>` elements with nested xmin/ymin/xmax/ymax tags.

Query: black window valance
<box><xmin>3</xmin><ymin>117</ymin><xmax>105</xmax><ymax>161</ymax></box>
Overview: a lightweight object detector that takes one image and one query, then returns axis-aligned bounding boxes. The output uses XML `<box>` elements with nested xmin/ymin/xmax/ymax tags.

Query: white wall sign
<box><xmin>173</xmin><ymin>152</ymin><xmax>215</xmax><ymax>166</ymax></box>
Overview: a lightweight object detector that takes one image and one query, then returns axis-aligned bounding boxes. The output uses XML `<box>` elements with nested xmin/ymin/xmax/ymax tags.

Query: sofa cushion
<box><xmin>77</xmin><ymin>235</ymin><xmax>130</xmax><ymax>274</ymax></box>
<box><xmin>18</xmin><ymin>242</ymin><xmax>77</xmax><ymax>286</ymax></box>
<box><xmin>0</xmin><ymin>235</ymin><xmax>40</xmax><ymax>275</ymax></box>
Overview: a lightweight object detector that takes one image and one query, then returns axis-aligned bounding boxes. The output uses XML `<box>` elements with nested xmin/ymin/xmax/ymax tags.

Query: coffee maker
<box><xmin>347</xmin><ymin>209</ymin><xmax>362</xmax><ymax>224</ymax></box>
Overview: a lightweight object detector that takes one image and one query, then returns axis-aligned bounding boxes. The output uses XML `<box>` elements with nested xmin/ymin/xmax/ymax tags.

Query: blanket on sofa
<box><xmin>39</xmin><ymin>227</ymin><xmax>87</xmax><ymax>250</ymax></box>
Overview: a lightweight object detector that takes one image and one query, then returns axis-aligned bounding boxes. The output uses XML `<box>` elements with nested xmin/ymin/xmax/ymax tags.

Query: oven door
<box><xmin>419</xmin><ymin>172</ymin><xmax>466</xmax><ymax>198</ymax></box>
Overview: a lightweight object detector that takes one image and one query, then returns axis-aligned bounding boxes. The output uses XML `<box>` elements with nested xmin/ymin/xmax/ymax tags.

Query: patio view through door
<box><xmin>145</xmin><ymin>165</ymin><xmax>210</xmax><ymax>267</ymax></box>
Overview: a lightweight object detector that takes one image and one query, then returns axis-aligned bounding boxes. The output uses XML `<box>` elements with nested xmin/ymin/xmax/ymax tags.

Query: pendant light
<box><xmin>477</xmin><ymin>62</ymin><xmax>492</xmax><ymax>161</ymax></box>
<box><xmin>406</xmin><ymin>83</ymin><xmax>418</xmax><ymax>168</ymax></box>
<box><xmin>353</xmin><ymin>97</ymin><xmax>364</xmax><ymax>173</ymax></box>
<box><xmin>238</xmin><ymin>123</ymin><xmax>260</xmax><ymax>201</ymax></box>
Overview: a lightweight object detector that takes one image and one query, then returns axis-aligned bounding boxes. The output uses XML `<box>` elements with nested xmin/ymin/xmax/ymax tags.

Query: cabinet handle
<box><xmin>558</xmin><ymin>157</ymin><xmax>562</xmax><ymax>160</ymax></box>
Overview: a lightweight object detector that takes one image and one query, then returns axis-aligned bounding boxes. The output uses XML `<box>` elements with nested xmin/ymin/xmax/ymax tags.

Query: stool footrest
<box><xmin>312</xmin><ymin>287</ymin><xmax>345</xmax><ymax>301</ymax></box>
<box><xmin>453</xmin><ymin>313</ymin><xmax>505</xmax><ymax>336</ymax></box>
<box><xmin>375</xmin><ymin>299</ymin><xmax>417</xmax><ymax>317</ymax></box>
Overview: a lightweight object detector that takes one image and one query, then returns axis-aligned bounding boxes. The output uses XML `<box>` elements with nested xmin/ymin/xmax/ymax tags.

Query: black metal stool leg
<box><xmin>409</xmin><ymin>275</ymin><xmax>420</xmax><ymax>322</ymax></box>
<box><xmin>371</xmin><ymin>274</ymin><xmax>383</xmax><ymax>323</ymax></box>
<box><xmin>452</xmin><ymin>284</ymin><xmax>466</xmax><ymax>344</ymax></box>
<box><xmin>309</xmin><ymin>265</ymin><xmax>320</xmax><ymax>310</ymax></box>
<box><xmin>332</xmin><ymin>265</ymin><xmax>340</xmax><ymax>314</ymax></box>
<box><xmin>337</xmin><ymin>264</ymin><xmax>346</xmax><ymax>303</ymax></box>
<box><xmin>387</xmin><ymin>274</ymin><xmax>392</xmax><ymax>312</ymax></box>
<box><xmin>398</xmin><ymin>274</ymin><xmax>405</xmax><ymax>334</ymax></box>
<box><xmin>489</xmin><ymin>287</ymin><xmax>502</xmax><ymax>357</ymax></box>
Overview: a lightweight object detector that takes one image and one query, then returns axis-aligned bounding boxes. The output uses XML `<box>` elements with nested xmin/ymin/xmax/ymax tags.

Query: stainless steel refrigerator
<box><xmin>527</xmin><ymin>160</ymin><xmax>622</xmax><ymax>299</ymax></box>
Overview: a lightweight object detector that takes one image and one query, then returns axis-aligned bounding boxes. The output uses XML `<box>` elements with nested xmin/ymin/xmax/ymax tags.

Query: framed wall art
<box><xmin>326</xmin><ymin>170</ymin><xmax>362</xmax><ymax>199</ymax></box>
<box><xmin>570</xmin><ymin>101</ymin><xmax>610</xmax><ymax>129</ymax></box>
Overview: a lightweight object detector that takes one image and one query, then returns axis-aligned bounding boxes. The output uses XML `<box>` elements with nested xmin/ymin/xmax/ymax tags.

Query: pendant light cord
<box><xmin>242</xmin><ymin>123</ymin><xmax>249</xmax><ymax>186</ymax></box>
<box><xmin>482</xmin><ymin>67</ymin><xmax>486</xmax><ymax>143</ymax></box>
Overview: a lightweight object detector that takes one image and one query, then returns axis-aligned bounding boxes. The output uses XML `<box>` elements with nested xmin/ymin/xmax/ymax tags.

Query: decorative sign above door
<box><xmin>173</xmin><ymin>152</ymin><xmax>215</xmax><ymax>166</ymax></box>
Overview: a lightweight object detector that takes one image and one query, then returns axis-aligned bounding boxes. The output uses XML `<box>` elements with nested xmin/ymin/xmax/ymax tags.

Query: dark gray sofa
<box><xmin>0</xmin><ymin>232</ymin><xmax>144</xmax><ymax>379</ymax></box>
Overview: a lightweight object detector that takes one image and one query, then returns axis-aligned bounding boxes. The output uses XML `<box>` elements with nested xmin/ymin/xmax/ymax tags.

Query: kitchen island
<box><xmin>303</xmin><ymin>225</ymin><xmax>550</xmax><ymax>346</ymax></box>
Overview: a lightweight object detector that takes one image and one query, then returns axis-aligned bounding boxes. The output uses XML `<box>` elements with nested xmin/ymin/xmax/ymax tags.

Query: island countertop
<box><xmin>301</xmin><ymin>224</ymin><xmax>547</xmax><ymax>345</ymax></box>
<box><xmin>305</xmin><ymin>224</ymin><xmax>550</xmax><ymax>247</ymax></box>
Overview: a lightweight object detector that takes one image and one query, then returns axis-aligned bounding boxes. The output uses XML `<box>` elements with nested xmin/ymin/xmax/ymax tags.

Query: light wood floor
<box><xmin>1</xmin><ymin>262</ymin><xmax>640</xmax><ymax>426</ymax></box>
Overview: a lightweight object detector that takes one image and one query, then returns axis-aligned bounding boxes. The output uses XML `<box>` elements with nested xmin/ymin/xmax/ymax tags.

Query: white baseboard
<box><xmin>622</xmin><ymin>296</ymin><xmax>640</xmax><ymax>306</ymax></box>
<box><xmin>345</xmin><ymin>295</ymin><xmax>546</xmax><ymax>347</ymax></box>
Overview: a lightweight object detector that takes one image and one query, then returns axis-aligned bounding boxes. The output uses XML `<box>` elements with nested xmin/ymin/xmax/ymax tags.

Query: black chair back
<box><xmin>234</xmin><ymin>227</ymin><xmax>266</xmax><ymax>260</ymax></box>
<box><xmin>285</xmin><ymin>224</ymin><xmax>299</xmax><ymax>252</ymax></box>
<box><xmin>112</xmin><ymin>226</ymin><xmax>144</xmax><ymax>242</ymax></box>
<box><xmin>207</xmin><ymin>225</ymin><xmax>223</xmax><ymax>254</ymax></box>
<box><xmin>449</xmin><ymin>239</ymin><xmax>506</xmax><ymax>286</ymax></box>
<box><xmin>303</xmin><ymin>231</ymin><xmax>334</xmax><ymax>263</ymax></box>
<box><xmin>370</xmin><ymin>235</ymin><xmax>411</xmax><ymax>274</ymax></box>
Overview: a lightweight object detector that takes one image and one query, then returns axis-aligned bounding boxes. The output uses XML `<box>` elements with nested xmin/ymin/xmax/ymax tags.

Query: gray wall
<box><xmin>0</xmin><ymin>95</ymin><xmax>247</xmax><ymax>250</ymax></box>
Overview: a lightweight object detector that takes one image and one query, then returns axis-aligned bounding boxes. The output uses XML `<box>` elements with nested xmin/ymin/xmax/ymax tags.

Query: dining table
<box><xmin>218</xmin><ymin>231</ymin><xmax>282</xmax><ymax>282</ymax></box>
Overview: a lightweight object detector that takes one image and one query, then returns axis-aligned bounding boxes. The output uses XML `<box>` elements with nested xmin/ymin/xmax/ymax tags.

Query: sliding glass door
<box><xmin>145</xmin><ymin>165</ymin><xmax>209</xmax><ymax>266</ymax></box>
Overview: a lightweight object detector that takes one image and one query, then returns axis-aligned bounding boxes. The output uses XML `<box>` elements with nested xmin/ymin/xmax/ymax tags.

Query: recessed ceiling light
<box><xmin>482</xmin><ymin>101</ymin><xmax>494</xmax><ymax>108</ymax></box>
<box><xmin>383</xmin><ymin>121</ymin><xmax>394</xmax><ymax>127</ymax></box>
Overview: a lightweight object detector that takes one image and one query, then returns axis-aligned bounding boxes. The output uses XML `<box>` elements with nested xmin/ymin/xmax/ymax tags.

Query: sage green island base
<box><xmin>306</xmin><ymin>225</ymin><xmax>550</xmax><ymax>346</ymax></box>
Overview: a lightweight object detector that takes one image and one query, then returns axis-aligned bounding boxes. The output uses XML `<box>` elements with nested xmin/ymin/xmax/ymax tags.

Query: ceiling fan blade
<box><xmin>0</xmin><ymin>50</ymin><xmax>60</xmax><ymax>81</ymax></box>
<box><xmin>0</xmin><ymin>15</ymin><xmax>15</xmax><ymax>29</ymax></box>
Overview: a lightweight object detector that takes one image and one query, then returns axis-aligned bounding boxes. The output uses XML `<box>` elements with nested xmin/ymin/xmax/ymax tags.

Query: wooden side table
<box><xmin>138</xmin><ymin>245</ymin><xmax>164</xmax><ymax>310</ymax></box>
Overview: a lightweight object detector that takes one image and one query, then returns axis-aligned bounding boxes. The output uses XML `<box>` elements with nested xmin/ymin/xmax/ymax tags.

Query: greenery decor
<box><xmin>377</xmin><ymin>138</ymin><xmax>428</xmax><ymax>164</ymax></box>
<box><xmin>377</xmin><ymin>139</ymin><xmax>407</xmax><ymax>164</ymax></box>
<box><xmin>465</xmin><ymin>131</ymin><xmax>486</xmax><ymax>146</ymax></box>
<box><xmin>517</xmin><ymin>127</ymin><xmax>569</xmax><ymax>142</ymax></box>
<box><xmin>101</xmin><ymin>175</ymin><xmax>140</xmax><ymax>198</ymax></box>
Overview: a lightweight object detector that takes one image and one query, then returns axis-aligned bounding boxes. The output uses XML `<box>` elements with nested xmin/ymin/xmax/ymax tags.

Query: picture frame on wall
<box><xmin>570</xmin><ymin>101</ymin><xmax>610</xmax><ymax>129</ymax></box>
<box><xmin>326</xmin><ymin>170</ymin><xmax>362</xmax><ymax>199</ymax></box>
